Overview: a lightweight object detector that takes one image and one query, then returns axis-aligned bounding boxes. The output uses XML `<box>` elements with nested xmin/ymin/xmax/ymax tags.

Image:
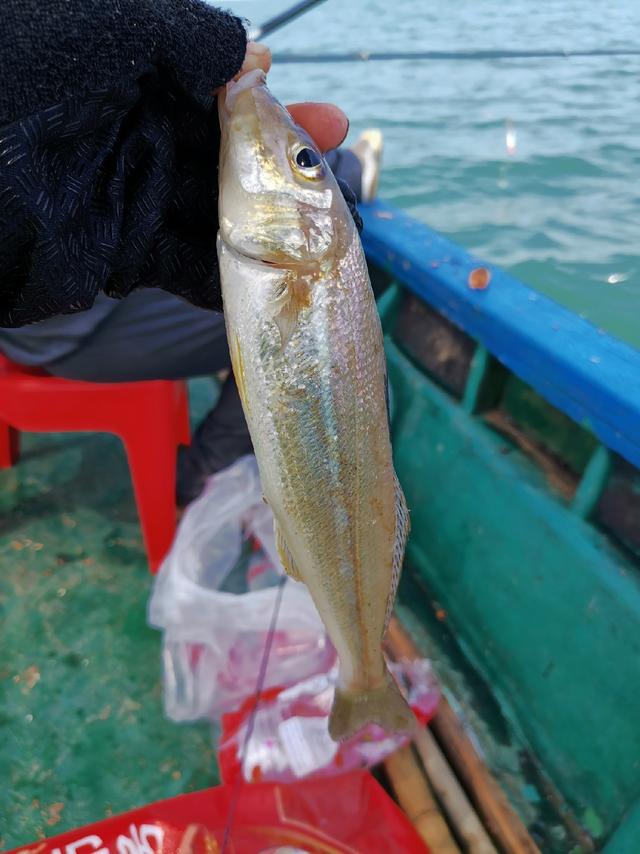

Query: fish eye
<box><xmin>296</xmin><ymin>147</ymin><xmax>322</xmax><ymax>168</ymax></box>
<box><xmin>290</xmin><ymin>143</ymin><xmax>325</xmax><ymax>179</ymax></box>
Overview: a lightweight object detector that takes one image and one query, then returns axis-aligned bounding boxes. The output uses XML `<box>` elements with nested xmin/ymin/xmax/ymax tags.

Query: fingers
<box><xmin>234</xmin><ymin>41</ymin><xmax>272</xmax><ymax>79</ymax></box>
<box><xmin>286</xmin><ymin>103</ymin><xmax>349</xmax><ymax>153</ymax></box>
<box><xmin>215</xmin><ymin>41</ymin><xmax>272</xmax><ymax>95</ymax></box>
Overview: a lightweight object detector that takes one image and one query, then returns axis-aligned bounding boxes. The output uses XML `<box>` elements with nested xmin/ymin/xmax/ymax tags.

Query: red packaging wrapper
<box><xmin>6</xmin><ymin>771</ymin><xmax>428</xmax><ymax>854</ymax></box>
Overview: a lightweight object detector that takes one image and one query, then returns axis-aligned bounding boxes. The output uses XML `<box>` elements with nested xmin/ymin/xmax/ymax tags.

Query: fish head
<box><xmin>218</xmin><ymin>70</ymin><xmax>352</xmax><ymax>269</ymax></box>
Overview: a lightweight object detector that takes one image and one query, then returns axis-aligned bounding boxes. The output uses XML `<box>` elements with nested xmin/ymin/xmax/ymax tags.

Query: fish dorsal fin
<box><xmin>384</xmin><ymin>472</ymin><xmax>410</xmax><ymax>631</ymax></box>
<box><xmin>274</xmin><ymin>519</ymin><xmax>304</xmax><ymax>583</ymax></box>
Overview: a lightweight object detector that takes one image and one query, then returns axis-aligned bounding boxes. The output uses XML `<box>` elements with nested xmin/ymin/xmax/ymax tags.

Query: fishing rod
<box><xmin>248</xmin><ymin>0</ymin><xmax>329</xmax><ymax>41</ymax></box>
<box><xmin>272</xmin><ymin>47</ymin><xmax>640</xmax><ymax>63</ymax></box>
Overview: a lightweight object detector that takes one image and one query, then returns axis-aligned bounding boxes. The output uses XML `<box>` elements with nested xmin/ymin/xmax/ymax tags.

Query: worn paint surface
<box><xmin>603</xmin><ymin>798</ymin><xmax>640</xmax><ymax>854</ymax></box>
<box><xmin>368</xmin><ymin>201</ymin><xmax>640</xmax><ymax>842</ymax></box>
<box><xmin>0</xmin><ymin>379</ymin><xmax>219</xmax><ymax>850</ymax></box>
<box><xmin>396</xmin><ymin>575</ymin><xmax>574</xmax><ymax>854</ymax></box>
<box><xmin>387</xmin><ymin>337</ymin><xmax>640</xmax><ymax>841</ymax></box>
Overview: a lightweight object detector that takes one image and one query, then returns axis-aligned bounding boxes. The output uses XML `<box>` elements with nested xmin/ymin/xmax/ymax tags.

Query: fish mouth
<box><xmin>219</xmin><ymin>69</ymin><xmax>267</xmax><ymax>128</ymax></box>
<box><xmin>226</xmin><ymin>68</ymin><xmax>267</xmax><ymax>105</ymax></box>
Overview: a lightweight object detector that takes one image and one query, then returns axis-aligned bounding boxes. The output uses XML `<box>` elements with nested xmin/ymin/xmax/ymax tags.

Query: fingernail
<box><xmin>248</xmin><ymin>41</ymin><xmax>269</xmax><ymax>54</ymax></box>
<box><xmin>241</xmin><ymin>42</ymin><xmax>271</xmax><ymax>75</ymax></box>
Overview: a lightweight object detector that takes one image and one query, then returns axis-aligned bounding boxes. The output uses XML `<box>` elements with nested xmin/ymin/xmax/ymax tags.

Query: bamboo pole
<box><xmin>414</xmin><ymin>725</ymin><xmax>498</xmax><ymax>854</ymax></box>
<box><xmin>384</xmin><ymin>743</ymin><xmax>462</xmax><ymax>854</ymax></box>
<box><xmin>387</xmin><ymin>617</ymin><xmax>542</xmax><ymax>854</ymax></box>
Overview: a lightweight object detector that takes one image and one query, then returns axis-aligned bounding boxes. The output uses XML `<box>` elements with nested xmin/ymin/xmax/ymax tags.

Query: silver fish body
<box><xmin>218</xmin><ymin>71</ymin><xmax>412</xmax><ymax>739</ymax></box>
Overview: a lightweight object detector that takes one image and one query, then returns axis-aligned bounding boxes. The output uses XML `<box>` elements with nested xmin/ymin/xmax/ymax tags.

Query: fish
<box><xmin>217</xmin><ymin>69</ymin><xmax>414</xmax><ymax>741</ymax></box>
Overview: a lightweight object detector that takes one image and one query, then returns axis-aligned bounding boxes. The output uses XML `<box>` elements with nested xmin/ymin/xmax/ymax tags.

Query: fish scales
<box><xmin>218</xmin><ymin>70</ymin><xmax>414</xmax><ymax>740</ymax></box>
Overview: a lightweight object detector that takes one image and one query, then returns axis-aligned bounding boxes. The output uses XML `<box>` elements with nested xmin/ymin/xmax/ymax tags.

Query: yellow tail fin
<box><xmin>328</xmin><ymin>667</ymin><xmax>416</xmax><ymax>741</ymax></box>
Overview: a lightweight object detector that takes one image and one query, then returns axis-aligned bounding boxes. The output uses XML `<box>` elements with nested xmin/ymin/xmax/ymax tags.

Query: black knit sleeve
<box><xmin>0</xmin><ymin>0</ymin><xmax>247</xmax><ymax>327</ymax></box>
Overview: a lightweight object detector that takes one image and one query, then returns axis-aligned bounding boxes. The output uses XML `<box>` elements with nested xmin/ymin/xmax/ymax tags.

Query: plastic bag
<box><xmin>148</xmin><ymin>456</ymin><xmax>335</xmax><ymax>721</ymax></box>
<box><xmin>149</xmin><ymin>455</ymin><xmax>440</xmax><ymax>782</ymax></box>
<box><xmin>6</xmin><ymin>771</ymin><xmax>429</xmax><ymax>854</ymax></box>
<box><xmin>219</xmin><ymin>659</ymin><xmax>440</xmax><ymax>785</ymax></box>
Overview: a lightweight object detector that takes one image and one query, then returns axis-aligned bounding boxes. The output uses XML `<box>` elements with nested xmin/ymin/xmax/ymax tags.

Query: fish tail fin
<box><xmin>328</xmin><ymin>666</ymin><xmax>416</xmax><ymax>742</ymax></box>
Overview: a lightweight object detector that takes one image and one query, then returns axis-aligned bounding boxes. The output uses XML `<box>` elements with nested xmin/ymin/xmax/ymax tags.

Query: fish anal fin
<box><xmin>384</xmin><ymin>369</ymin><xmax>391</xmax><ymax>432</ymax></box>
<box><xmin>384</xmin><ymin>472</ymin><xmax>410</xmax><ymax>631</ymax></box>
<box><xmin>274</xmin><ymin>520</ymin><xmax>304</xmax><ymax>583</ymax></box>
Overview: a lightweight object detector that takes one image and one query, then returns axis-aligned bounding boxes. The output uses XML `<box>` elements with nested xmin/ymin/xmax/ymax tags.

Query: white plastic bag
<box><xmin>218</xmin><ymin>659</ymin><xmax>440</xmax><ymax>784</ymax></box>
<box><xmin>148</xmin><ymin>456</ymin><xmax>335</xmax><ymax>721</ymax></box>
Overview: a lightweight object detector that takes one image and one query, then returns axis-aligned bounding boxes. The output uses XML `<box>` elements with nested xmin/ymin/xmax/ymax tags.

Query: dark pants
<box><xmin>325</xmin><ymin>149</ymin><xmax>362</xmax><ymax>200</ymax></box>
<box><xmin>47</xmin><ymin>288</ymin><xmax>231</xmax><ymax>382</ymax></box>
<box><xmin>46</xmin><ymin>288</ymin><xmax>252</xmax><ymax>500</ymax></box>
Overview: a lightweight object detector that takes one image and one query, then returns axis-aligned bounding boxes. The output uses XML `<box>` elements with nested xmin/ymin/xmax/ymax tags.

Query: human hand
<box><xmin>231</xmin><ymin>41</ymin><xmax>349</xmax><ymax>152</ymax></box>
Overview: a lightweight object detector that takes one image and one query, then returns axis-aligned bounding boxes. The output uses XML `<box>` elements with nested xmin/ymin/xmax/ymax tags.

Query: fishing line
<box><xmin>246</xmin><ymin>1</ymin><xmax>638</xmax><ymax>63</ymax></box>
<box><xmin>272</xmin><ymin>47</ymin><xmax>640</xmax><ymax>63</ymax></box>
<box><xmin>220</xmin><ymin>575</ymin><xmax>287</xmax><ymax>854</ymax></box>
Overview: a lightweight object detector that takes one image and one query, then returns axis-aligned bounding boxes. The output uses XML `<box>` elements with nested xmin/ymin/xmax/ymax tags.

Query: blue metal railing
<box><xmin>360</xmin><ymin>200</ymin><xmax>640</xmax><ymax>473</ymax></box>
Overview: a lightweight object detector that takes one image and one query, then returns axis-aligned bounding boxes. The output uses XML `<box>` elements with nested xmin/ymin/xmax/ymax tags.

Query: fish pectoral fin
<box><xmin>273</xmin><ymin>306</ymin><xmax>298</xmax><ymax>352</ymax></box>
<box><xmin>274</xmin><ymin>520</ymin><xmax>304</xmax><ymax>583</ymax></box>
<box><xmin>229</xmin><ymin>330</ymin><xmax>249</xmax><ymax>413</ymax></box>
<box><xmin>270</xmin><ymin>278</ymin><xmax>311</xmax><ymax>352</ymax></box>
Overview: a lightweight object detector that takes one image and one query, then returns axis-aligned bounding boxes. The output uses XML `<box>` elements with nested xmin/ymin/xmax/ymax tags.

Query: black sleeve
<box><xmin>0</xmin><ymin>0</ymin><xmax>247</xmax><ymax>327</ymax></box>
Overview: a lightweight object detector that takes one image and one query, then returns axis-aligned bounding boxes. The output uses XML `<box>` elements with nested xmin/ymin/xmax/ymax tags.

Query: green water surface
<box><xmin>231</xmin><ymin>0</ymin><xmax>640</xmax><ymax>348</ymax></box>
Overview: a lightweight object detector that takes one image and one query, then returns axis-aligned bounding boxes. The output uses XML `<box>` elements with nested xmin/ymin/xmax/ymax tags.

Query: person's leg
<box><xmin>46</xmin><ymin>288</ymin><xmax>230</xmax><ymax>382</ymax></box>
<box><xmin>175</xmin><ymin>368</ymin><xmax>253</xmax><ymax>505</ymax></box>
<box><xmin>325</xmin><ymin>149</ymin><xmax>364</xmax><ymax>201</ymax></box>
<box><xmin>47</xmin><ymin>288</ymin><xmax>252</xmax><ymax>504</ymax></box>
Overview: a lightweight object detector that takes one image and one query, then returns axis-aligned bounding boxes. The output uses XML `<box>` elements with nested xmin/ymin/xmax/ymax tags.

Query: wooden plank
<box><xmin>387</xmin><ymin>618</ymin><xmax>542</xmax><ymax>854</ymax></box>
<box><xmin>361</xmin><ymin>201</ymin><xmax>640</xmax><ymax>471</ymax></box>
<box><xmin>414</xmin><ymin>726</ymin><xmax>498</xmax><ymax>854</ymax></box>
<box><xmin>384</xmin><ymin>744</ymin><xmax>461</xmax><ymax>854</ymax></box>
<box><xmin>482</xmin><ymin>409</ymin><xmax>577</xmax><ymax>500</ymax></box>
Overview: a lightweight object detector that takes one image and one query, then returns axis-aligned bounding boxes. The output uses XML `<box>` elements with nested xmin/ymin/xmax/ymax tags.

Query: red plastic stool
<box><xmin>0</xmin><ymin>354</ymin><xmax>190</xmax><ymax>572</ymax></box>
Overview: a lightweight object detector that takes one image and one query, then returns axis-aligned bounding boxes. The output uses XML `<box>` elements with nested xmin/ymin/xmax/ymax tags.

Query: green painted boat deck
<box><xmin>397</xmin><ymin>580</ymin><xmax>578</xmax><ymax>854</ymax></box>
<box><xmin>0</xmin><ymin>380</ymin><xmax>219</xmax><ymax>849</ymax></box>
<box><xmin>0</xmin><ymin>375</ymin><xmax>610</xmax><ymax>852</ymax></box>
